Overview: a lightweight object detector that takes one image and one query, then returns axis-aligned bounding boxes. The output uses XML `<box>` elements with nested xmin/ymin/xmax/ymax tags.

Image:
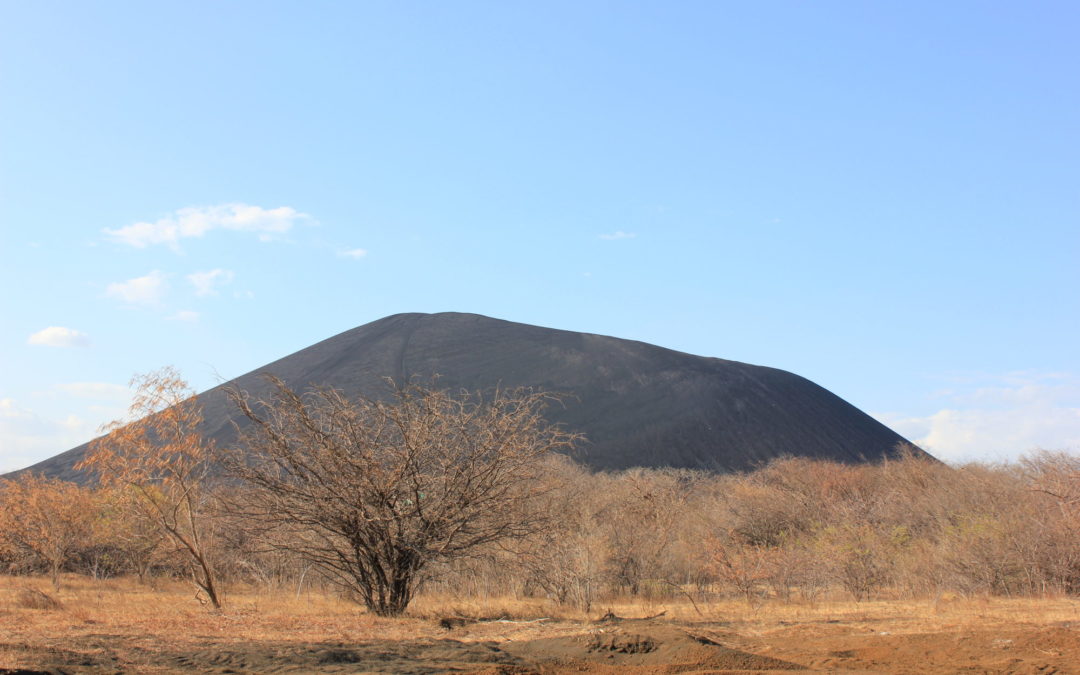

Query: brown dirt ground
<box><xmin>2</xmin><ymin>578</ymin><xmax>1079</xmax><ymax>673</ymax></box>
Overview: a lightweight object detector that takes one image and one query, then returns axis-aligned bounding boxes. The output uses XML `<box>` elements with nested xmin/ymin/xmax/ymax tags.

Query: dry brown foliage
<box><xmin>0</xmin><ymin>473</ymin><xmax>97</xmax><ymax>590</ymax></box>
<box><xmin>1</xmin><ymin>367</ymin><xmax>1076</xmax><ymax>614</ymax></box>
<box><xmin>225</xmin><ymin>377</ymin><xmax>581</xmax><ymax>616</ymax></box>
<box><xmin>75</xmin><ymin>366</ymin><xmax>223</xmax><ymax>608</ymax></box>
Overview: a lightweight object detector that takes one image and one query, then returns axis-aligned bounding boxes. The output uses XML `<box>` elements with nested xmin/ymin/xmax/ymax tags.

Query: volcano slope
<box><xmin>16</xmin><ymin>312</ymin><xmax>922</xmax><ymax>481</ymax></box>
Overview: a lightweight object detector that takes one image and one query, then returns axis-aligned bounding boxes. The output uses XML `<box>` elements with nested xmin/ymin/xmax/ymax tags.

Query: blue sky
<box><xmin>2</xmin><ymin>1</ymin><xmax>1078</xmax><ymax>472</ymax></box>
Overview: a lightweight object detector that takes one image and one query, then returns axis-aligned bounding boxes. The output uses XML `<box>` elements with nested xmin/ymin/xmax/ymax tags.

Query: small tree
<box><xmin>227</xmin><ymin>377</ymin><xmax>580</xmax><ymax>616</ymax></box>
<box><xmin>515</xmin><ymin>461</ymin><xmax>608</xmax><ymax>611</ymax></box>
<box><xmin>0</xmin><ymin>474</ymin><xmax>97</xmax><ymax>590</ymax></box>
<box><xmin>95</xmin><ymin>486</ymin><xmax>167</xmax><ymax>583</ymax></box>
<box><xmin>1019</xmin><ymin>451</ymin><xmax>1080</xmax><ymax>593</ymax></box>
<box><xmin>703</xmin><ymin>529</ymin><xmax>774</xmax><ymax>603</ymax></box>
<box><xmin>76</xmin><ymin>367</ymin><xmax>222</xmax><ymax>608</ymax></box>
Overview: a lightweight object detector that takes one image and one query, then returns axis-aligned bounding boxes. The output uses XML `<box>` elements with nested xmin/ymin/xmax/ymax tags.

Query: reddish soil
<box><xmin>2</xmin><ymin>615</ymin><xmax>1079</xmax><ymax>674</ymax></box>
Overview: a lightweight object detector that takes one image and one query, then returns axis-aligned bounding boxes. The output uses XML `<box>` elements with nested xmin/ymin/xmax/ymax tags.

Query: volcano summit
<box><xmin>17</xmin><ymin>312</ymin><xmax>922</xmax><ymax>480</ymax></box>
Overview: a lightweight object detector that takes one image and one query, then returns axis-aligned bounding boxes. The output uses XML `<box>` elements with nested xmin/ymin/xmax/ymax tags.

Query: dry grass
<box><xmin>2</xmin><ymin>575</ymin><xmax>411</xmax><ymax>644</ymax></box>
<box><xmin>14</xmin><ymin>586</ymin><xmax>63</xmax><ymax>610</ymax></box>
<box><xmin>2</xmin><ymin>574</ymin><xmax>1080</xmax><ymax>672</ymax></box>
<box><xmin>4</xmin><ymin>573</ymin><xmax>1078</xmax><ymax>638</ymax></box>
<box><xmin>411</xmin><ymin>586</ymin><xmax>1080</xmax><ymax>637</ymax></box>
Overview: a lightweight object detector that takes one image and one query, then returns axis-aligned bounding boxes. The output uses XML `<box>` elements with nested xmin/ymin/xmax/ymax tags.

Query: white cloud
<box><xmin>187</xmin><ymin>269</ymin><xmax>234</xmax><ymax>296</ymax></box>
<box><xmin>0</xmin><ymin>398</ymin><xmax>97</xmax><ymax>473</ymax></box>
<box><xmin>168</xmin><ymin>310</ymin><xmax>200</xmax><ymax>322</ymax></box>
<box><xmin>599</xmin><ymin>231</ymin><xmax>637</xmax><ymax>240</ymax></box>
<box><xmin>106</xmin><ymin>270</ymin><xmax>168</xmax><ymax>306</ymax></box>
<box><xmin>339</xmin><ymin>248</ymin><xmax>368</xmax><ymax>259</ymax></box>
<box><xmin>103</xmin><ymin>204</ymin><xmax>309</xmax><ymax>251</ymax></box>
<box><xmin>874</xmin><ymin>372</ymin><xmax>1080</xmax><ymax>464</ymax></box>
<box><xmin>53</xmin><ymin>382</ymin><xmax>131</xmax><ymax>401</ymax></box>
<box><xmin>27</xmin><ymin>326</ymin><xmax>89</xmax><ymax>348</ymax></box>
<box><xmin>0</xmin><ymin>383</ymin><xmax>135</xmax><ymax>472</ymax></box>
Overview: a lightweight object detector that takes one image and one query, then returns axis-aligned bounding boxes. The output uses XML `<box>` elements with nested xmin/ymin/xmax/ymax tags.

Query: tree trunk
<box><xmin>195</xmin><ymin>565</ymin><xmax>222</xmax><ymax>609</ymax></box>
<box><xmin>365</xmin><ymin>560</ymin><xmax>419</xmax><ymax>616</ymax></box>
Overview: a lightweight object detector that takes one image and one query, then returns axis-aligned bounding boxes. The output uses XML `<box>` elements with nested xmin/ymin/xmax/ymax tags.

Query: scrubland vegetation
<box><xmin>3</xmin><ymin>448</ymin><xmax>1078</xmax><ymax>612</ymax></box>
<box><xmin>3</xmin><ymin>369</ymin><xmax>1080</xmax><ymax>671</ymax></box>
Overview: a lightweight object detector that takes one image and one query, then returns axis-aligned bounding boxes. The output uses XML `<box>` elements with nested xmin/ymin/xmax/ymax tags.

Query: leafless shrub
<box><xmin>506</xmin><ymin>458</ymin><xmax>607</xmax><ymax>611</ymax></box>
<box><xmin>225</xmin><ymin>377</ymin><xmax>580</xmax><ymax>616</ymax></box>
<box><xmin>3</xmin><ymin>388</ymin><xmax>1075</xmax><ymax>610</ymax></box>
<box><xmin>703</xmin><ymin>529</ymin><xmax>774</xmax><ymax>603</ymax></box>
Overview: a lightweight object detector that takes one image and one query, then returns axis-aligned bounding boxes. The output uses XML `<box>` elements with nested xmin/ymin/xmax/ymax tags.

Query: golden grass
<box><xmin>2</xmin><ymin>573</ymin><xmax>1079</xmax><ymax>671</ymax></box>
<box><xmin>4</xmin><ymin>573</ymin><xmax>1079</xmax><ymax>636</ymax></box>
<box><xmin>411</xmin><ymin>587</ymin><xmax>1080</xmax><ymax>636</ymax></box>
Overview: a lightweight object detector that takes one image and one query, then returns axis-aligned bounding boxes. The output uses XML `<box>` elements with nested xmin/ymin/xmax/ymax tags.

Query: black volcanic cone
<box><xmin>14</xmin><ymin>312</ymin><xmax>922</xmax><ymax>481</ymax></box>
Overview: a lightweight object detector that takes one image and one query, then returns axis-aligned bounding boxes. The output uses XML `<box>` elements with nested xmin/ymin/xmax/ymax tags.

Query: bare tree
<box><xmin>95</xmin><ymin>486</ymin><xmax>167</xmax><ymax>584</ymax></box>
<box><xmin>1022</xmin><ymin>451</ymin><xmax>1080</xmax><ymax>592</ymax></box>
<box><xmin>703</xmin><ymin>528</ymin><xmax>774</xmax><ymax>603</ymax></box>
<box><xmin>226</xmin><ymin>377</ymin><xmax>579</xmax><ymax>616</ymax></box>
<box><xmin>594</xmin><ymin>469</ymin><xmax>693</xmax><ymax>596</ymax></box>
<box><xmin>76</xmin><ymin>367</ymin><xmax>223</xmax><ymax>608</ymax></box>
<box><xmin>515</xmin><ymin>459</ymin><xmax>608</xmax><ymax>611</ymax></box>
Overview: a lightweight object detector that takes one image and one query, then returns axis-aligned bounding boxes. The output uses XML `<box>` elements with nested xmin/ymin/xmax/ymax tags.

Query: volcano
<box><xmin>15</xmin><ymin>312</ymin><xmax>923</xmax><ymax>480</ymax></box>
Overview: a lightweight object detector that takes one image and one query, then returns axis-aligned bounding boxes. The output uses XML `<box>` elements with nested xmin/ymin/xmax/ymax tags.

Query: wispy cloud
<box><xmin>186</xmin><ymin>269</ymin><xmax>235</xmax><ymax>296</ymax></box>
<box><xmin>338</xmin><ymin>248</ymin><xmax>368</xmax><ymax>259</ymax></box>
<box><xmin>53</xmin><ymin>382</ymin><xmax>130</xmax><ymax>401</ymax></box>
<box><xmin>598</xmin><ymin>231</ymin><xmax>637</xmax><ymax>240</ymax></box>
<box><xmin>0</xmin><ymin>395</ymin><xmax>126</xmax><ymax>473</ymax></box>
<box><xmin>873</xmin><ymin>371</ymin><xmax>1080</xmax><ymax>463</ymax></box>
<box><xmin>104</xmin><ymin>204</ymin><xmax>309</xmax><ymax>251</ymax></box>
<box><xmin>27</xmin><ymin>326</ymin><xmax>90</xmax><ymax>348</ymax></box>
<box><xmin>106</xmin><ymin>270</ymin><xmax>168</xmax><ymax>306</ymax></box>
<box><xmin>168</xmin><ymin>310</ymin><xmax>200</xmax><ymax>323</ymax></box>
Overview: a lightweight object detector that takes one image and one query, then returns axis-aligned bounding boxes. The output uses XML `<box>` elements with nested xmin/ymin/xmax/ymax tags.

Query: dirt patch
<box><xmin>756</xmin><ymin>624</ymin><xmax>1080</xmax><ymax>674</ymax></box>
<box><xmin>155</xmin><ymin>638</ymin><xmax>521</xmax><ymax>674</ymax></box>
<box><xmin>0</xmin><ymin>642</ymin><xmax>123</xmax><ymax>674</ymax></box>
<box><xmin>1</xmin><ymin>622</ymin><xmax>804</xmax><ymax>674</ymax></box>
<box><xmin>148</xmin><ymin>624</ymin><xmax>805</xmax><ymax>674</ymax></box>
<box><xmin>5</xmin><ymin>595</ymin><xmax>1080</xmax><ymax>674</ymax></box>
<box><xmin>506</xmin><ymin>620</ymin><xmax>806</xmax><ymax>672</ymax></box>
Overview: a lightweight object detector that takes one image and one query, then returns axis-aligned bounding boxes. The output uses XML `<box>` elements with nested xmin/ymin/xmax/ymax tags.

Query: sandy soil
<box><xmin>4</xmin><ymin>615</ymin><xmax>1078</xmax><ymax>674</ymax></box>
<box><xmin>2</xmin><ymin>579</ymin><xmax>1079</xmax><ymax>673</ymax></box>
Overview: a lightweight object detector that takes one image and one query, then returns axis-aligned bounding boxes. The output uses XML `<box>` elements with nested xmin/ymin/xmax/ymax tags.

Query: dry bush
<box><xmin>762</xmin><ymin>539</ymin><xmax>830</xmax><ymax>602</ymax></box>
<box><xmin>512</xmin><ymin>459</ymin><xmax>608</xmax><ymax>611</ymax></box>
<box><xmin>14</xmin><ymin>587</ymin><xmax>62</xmax><ymax>610</ymax></box>
<box><xmin>3</xmin><ymin>400</ymin><xmax>1075</xmax><ymax>611</ymax></box>
<box><xmin>721</xmin><ymin>477</ymin><xmax>804</xmax><ymax>548</ymax></box>
<box><xmin>91</xmin><ymin>487</ymin><xmax>167</xmax><ymax>582</ymax></box>
<box><xmin>76</xmin><ymin>367</ymin><xmax>224</xmax><ymax>608</ymax></box>
<box><xmin>919</xmin><ymin>463</ymin><xmax>1041</xmax><ymax>596</ymax></box>
<box><xmin>591</xmin><ymin>469</ymin><xmax>699</xmax><ymax>596</ymax></box>
<box><xmin>0</xmin><ymin>474</ymin><xmax>98</xmax><ymax>590</ymax></box>
<box><xmin>703</xmin><ymin>530</ymin><xmax>774</xmax><ymax>603</ymax></box>
<box><xmin>226</xmin><ymin>377</ymin><xmax>580</xmax><ymax>617</ymax></box>
<box><xmin>820</xmin><ymin>524</ymin><xmax>896</xmax><ymax>601</ymax></box>
<box><xmin>1023</xmin><ymin>451</ymin><xmax>1080</xmax><ymax>592</ymax></box>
